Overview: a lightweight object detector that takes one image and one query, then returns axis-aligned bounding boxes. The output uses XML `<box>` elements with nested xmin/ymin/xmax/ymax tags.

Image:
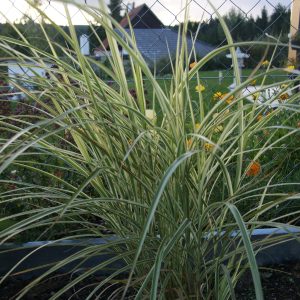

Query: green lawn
<box><xmin>128</xmin><ymin>68</ymin><xmax>290</xmax><ymax>110</ymax></box>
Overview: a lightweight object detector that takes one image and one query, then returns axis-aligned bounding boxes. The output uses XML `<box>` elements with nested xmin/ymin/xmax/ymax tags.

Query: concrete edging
<box><xmin>0</xmin><ymin>228</ymin><xmax>299</xmax><ymax>279</ymax></box>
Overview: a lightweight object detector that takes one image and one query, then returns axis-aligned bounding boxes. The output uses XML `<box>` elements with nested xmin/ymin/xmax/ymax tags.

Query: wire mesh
<box><xmin>0</xmin><ymin>0</ymin><xmax>296</xmax><ymax>97</ymax></box>
<box><xmin>0</xmin><ymin>0</ymin><xmax>298</xmax><ymax>203</ymax></box>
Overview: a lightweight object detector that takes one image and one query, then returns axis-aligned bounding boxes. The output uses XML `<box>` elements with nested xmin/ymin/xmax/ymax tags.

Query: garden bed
<box><xmin>236</xmin><ymin>262</ymin><xmax>300</xmax><ymax>300</ymax></box>
<box><xmin>1</xmin><ymin>229</ymin><xmax>300</xmax><ymax>298</ymax></box>
<box><xmin>0</xmin><ymin>274</ymin><xmax>130</xmax><ymax>299</ymax></box>
<box><xmin>1</xmin><ymin>263</ymin><xmax>300</xmax><ymax>299</ymax></box>
<box><xmin>1</xmin><ymin>229</ymin><xmax>300</xmax><ymax>279</ymax></box>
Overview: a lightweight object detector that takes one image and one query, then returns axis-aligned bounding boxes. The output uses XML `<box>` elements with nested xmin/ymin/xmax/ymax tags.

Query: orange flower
<box><xmin>187</xmin><ymin>138</ymin><xmax>193</xmax><ymax>149</ymax></box>
<box><xmin>257</xmin><ymin>114</ymin><xmax>263</xmax><ymax>121</ymax></box>
<box><xmin>189</xmin><ymin>62</ymin><xmax>197</xmax><ymax>69</ymax></box>
<box><xmin>226</xmin><ymin>95</ymin><xmax>234</xmax><ymax>104</ymax></box>
<box><xmin>246</xmin><ymin>161</ymin><xmax>261</xmax><ymax>176</ymax></box>
<box><xmin>279</xmin><ymin>93</ymin><xmax>289</xmax><ymax>101</ymax></box>
<box><xmin>222</xmin><ymin>93</ymin><xmax>234</xmax><ymax>104</ymax></box>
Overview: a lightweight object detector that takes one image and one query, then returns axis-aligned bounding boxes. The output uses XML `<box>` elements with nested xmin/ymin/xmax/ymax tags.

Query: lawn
<box><xmin>127</xmin><ymin>68</ymin><xmax>290</xmax><ymax>110</ymax></box>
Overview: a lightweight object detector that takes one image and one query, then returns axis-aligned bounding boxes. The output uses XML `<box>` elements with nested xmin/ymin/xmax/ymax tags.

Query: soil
<box><xmin>0</xmin><ymin>274</ymin><xmax>132</xmax><ymax>300</ymax></box>
<box><xmin>236</xmin><ymin>262</ymin><xmax>300</xmax><ymax>299</ymax></box>
<box><xmin>1</xmin><ymin>263</ymin><xmax>300</xmax><ymax>299</ymax></box>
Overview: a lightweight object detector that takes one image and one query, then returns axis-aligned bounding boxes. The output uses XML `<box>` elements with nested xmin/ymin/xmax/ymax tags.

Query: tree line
<box><xmin>182</xmin><ymin>5</ymin><xmax>290</xmax><ymax>45</ymax></box>
<box><xmin>173</xmin><ymin>4</ymin><xmax>291</xmax><ymax>69</ymax></box>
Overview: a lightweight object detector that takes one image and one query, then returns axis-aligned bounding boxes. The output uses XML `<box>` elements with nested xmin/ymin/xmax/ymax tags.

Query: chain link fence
<box><xmin>0</xmin><ymin>0</ymin><xmax>296</xmax><ymax>101</ymax></box>
<box><xmin>0</xmin><ymin>0</ymin><xmax>299</xmax><ymax>205</ymax></box>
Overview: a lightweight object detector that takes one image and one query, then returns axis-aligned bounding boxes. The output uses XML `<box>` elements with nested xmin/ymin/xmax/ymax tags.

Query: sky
<box><xmin>0</xmin><ymin>0</ymin><xmax>293</xmax><ymax>25</ymax></box>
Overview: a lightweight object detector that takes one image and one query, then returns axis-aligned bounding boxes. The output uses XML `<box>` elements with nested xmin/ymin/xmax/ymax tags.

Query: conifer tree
<box><xmin>108</xmin><ymin>0</ymin><xmax>122</xmax><ymax>22</ymax></box>
<box><xmin>256</xmin><ymin>6</ymin><xmax>269</xmax><ymax>35</ymax></box>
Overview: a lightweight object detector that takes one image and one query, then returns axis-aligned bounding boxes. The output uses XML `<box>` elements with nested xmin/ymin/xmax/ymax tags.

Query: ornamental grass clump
<box><xmin>0</xmin><ymin>1</ymin><xmax>300</xmax><ymax>299</ymax></box>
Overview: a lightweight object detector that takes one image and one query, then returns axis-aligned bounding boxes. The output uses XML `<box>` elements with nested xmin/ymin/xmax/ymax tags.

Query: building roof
<box><xmin>119</xmin><ymin>4</ymin><xmax>164</xmax><ymax>29</ymax></box>
<box><xmin>97</xmin><ymin>4</ymin><xmax>164</xmax><ymax>51</ymax></box>
<box><xmin>95</xmin><ymin>4</ymin><xmax>214</xmax><ymax>64</ymax></box>
<box><xmin>119</xmin><ymin>5</ymin><xmax>142</xmax><ymax>28</ymax></box>
<box><xmin>116</xmin><ymin>28</ymin><xmax>214</xmax><ymax>64</ymax></box>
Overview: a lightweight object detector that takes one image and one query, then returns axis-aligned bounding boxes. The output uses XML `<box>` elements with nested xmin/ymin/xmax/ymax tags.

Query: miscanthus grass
<box><xmin>0</xmin><ymin>0</ymin><xmax>299</xmax><ymax>299</ymax></box>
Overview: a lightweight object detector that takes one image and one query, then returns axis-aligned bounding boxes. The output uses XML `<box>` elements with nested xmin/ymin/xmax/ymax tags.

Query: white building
<box><xmin>80</xmin><ymin>34</ymin><xmax>90</xmax><ymax>56</ymax></box>
<box><xmin>3</xmin><ymin>59</ymin><xmax>52</xmax><ymax>100</ymax></box>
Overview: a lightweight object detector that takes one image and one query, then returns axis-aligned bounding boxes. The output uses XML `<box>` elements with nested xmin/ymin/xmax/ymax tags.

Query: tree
<box><xmin>256</xmin><ymin>6</ymin><xmax>269</xmax><ymax>34</ymax></box>
<box><xmin>247</xmin><ymin>15</ymin><xmax>256</xmax><ymax>40</ymax></box>
<box><xmin>108</xmin><ymin>0</ymin><xmax>122</xmax><ymax>22</ymax></box>
<box><xmin>224</xmin><ymin>8</ymin><xmax>247</xmax><ymax>41</ymax></box>
<box><xmin>269</xmin><ymin>4</ymin><xmax>290</xmax><ymax>36</ymax></box>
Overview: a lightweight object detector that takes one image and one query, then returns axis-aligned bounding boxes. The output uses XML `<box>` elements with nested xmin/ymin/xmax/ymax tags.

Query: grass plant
<box><xmin>0</xmin><ymin>0</ymin><xmax>300</xmax><ymax>299</ymax></box>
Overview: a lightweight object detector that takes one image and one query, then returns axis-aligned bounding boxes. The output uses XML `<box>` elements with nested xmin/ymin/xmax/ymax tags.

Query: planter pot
<box><xmin>0</xmin><ymin>237</ymin><xmax>124</xmax><ymax>280</ymax></box>
<box><xmin>0</xmin><ymin>227</ymin><xmax>299</xmax><ymax>280</ymax></box>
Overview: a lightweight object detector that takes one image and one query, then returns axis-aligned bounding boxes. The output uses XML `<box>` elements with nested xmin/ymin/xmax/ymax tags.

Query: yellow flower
<box><xmin>287</xmin><ymin>65</ymin><xmax>295</xmax><ymax>70</ymax></box>
<box><xmin>246</xmin><ymin>161</ymin><xmax>261</xmax><ymax>176</ymax></box>
<box><xmin>186</xmin><ymin>138</ymin><xmax>193</xmax><ymax>149</ymax></box>
<box><xmin>195</xmin><ymin>84</ymin><xmax>205</xmax><ymax>92</ymax></box>
<box><xmin>280</xmin><ymin>84</ymin><xmax>288</xmax><ymax>89</ymax></box>
<box><xmin>279</xmin><ymin>93</ymin><xmax>289</xmax><ymax>101</ymax></box>
<box><xmin>189</xmin><ymin>62</ymin><xmax>197</xmax><ymax>69</ymax></box>
<box><xmin>226</xmin><ymin>95</ymin><xmax>234</xmax><ymax>104</ymax></box>
<box><xmin>257</xmin><ymin>114</ymin><xmax>263</xmax><ymax>121</ymax></box>
<box><xmin>250</xmin><ymin>79</ymin><xmax>257</xmax><ymax>86</ymax></box>
<box><xmin>213</xmin><ymin>91</ymin><xmax>223</xmax><ymax>100</ymax></box>
<box><xmin>262</xmin><ymin>60</ymin><xmax>269</xmax><ymax>67</ymax></box>
<box><xmin>145</xmin><ymin>109</ymin><xmax>157</xmax><ymax>122</ymax></box>
<box><xmin>195</xmin><ymin>123</ymin><xmax>201</xmax><ymax>130</ymax></box>
<box><xmin>222</xmin><ymin>93</ymin><xmax>234</xmax><ymax>104</ymax></box>
<box><xmin>214</xmin><ymin>125</ymin><xmax>223</xmax><ymax>133</ymax></box>
<box><xmin>252</xmin><ymin>92</ymin><xmax>260</xmax><ymax>101</ymax></box>
<box><xmin>204</xmin><ymin>143</ymin><xmax>214</xmax><ymax>151</ymax></box>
